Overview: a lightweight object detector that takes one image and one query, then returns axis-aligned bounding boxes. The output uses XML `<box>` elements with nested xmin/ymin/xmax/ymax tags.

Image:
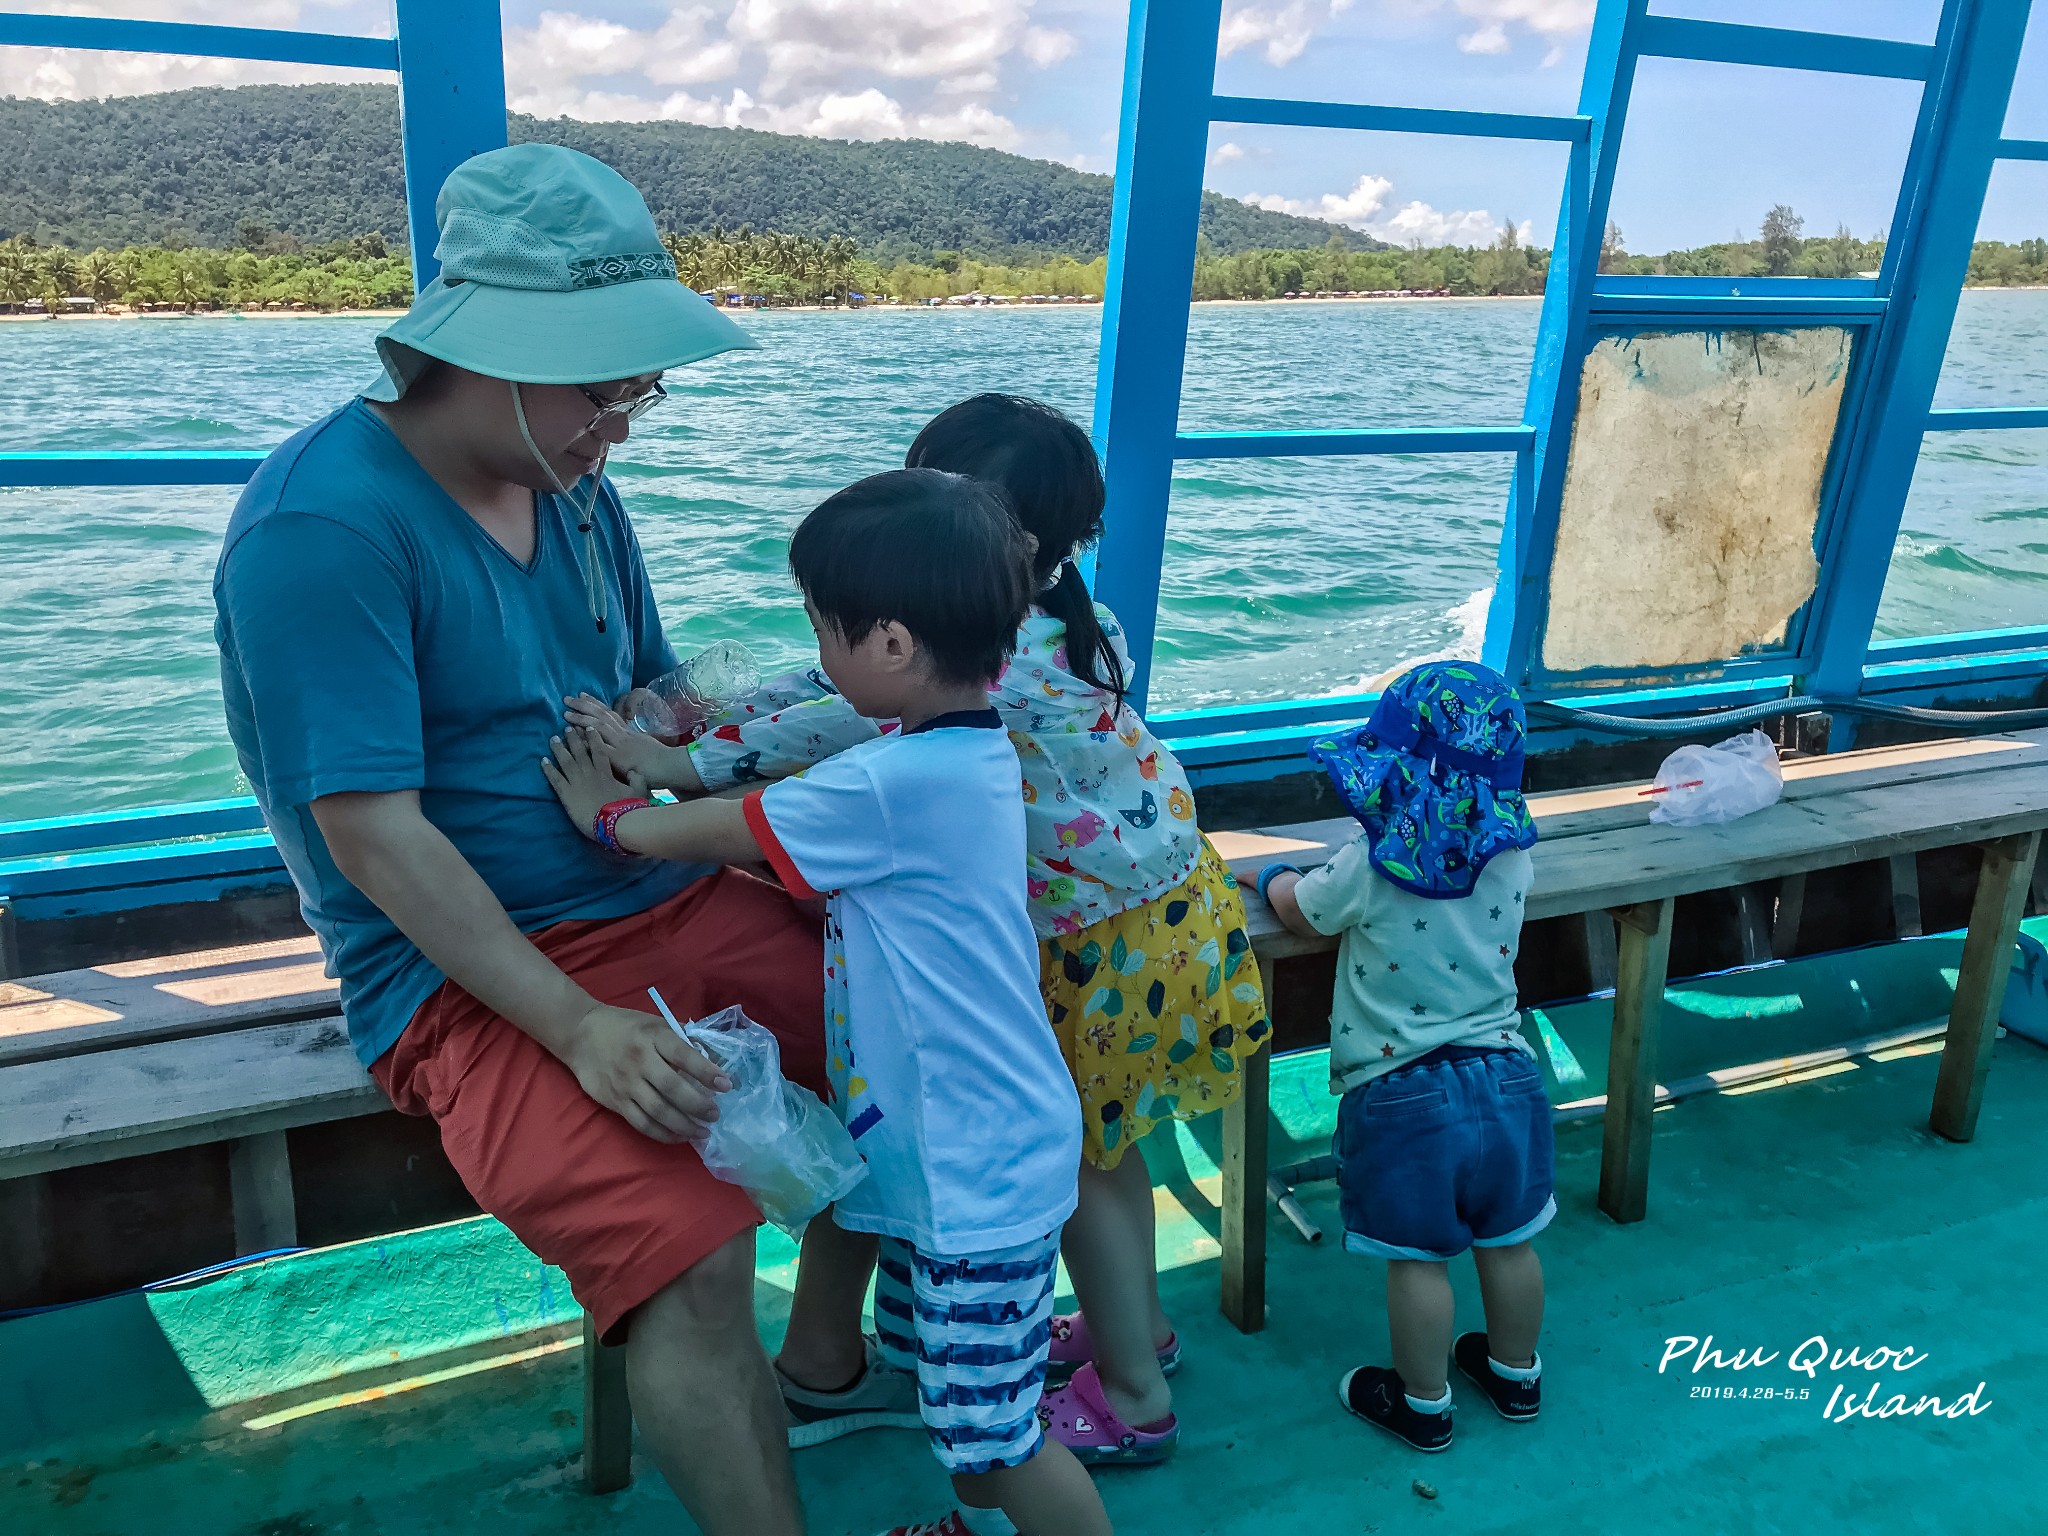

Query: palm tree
<box><xmin>79</xmin><ymin>249</ymin><xmax>124</xmax><ymax>308</ymax></box>
<box><xmin>0</xmin><ymin>247</ymin><xmax>35</xmax><ymax>306</ymax></box>
<box><xmin>169</xmin><ymin>259</ymin><xmax>203</xmax><ymax>312</ymax></box>
<box><xmin>41</xmin><ymin>248</ymin><xmax>78</xmax><ymax>300</ymax></box>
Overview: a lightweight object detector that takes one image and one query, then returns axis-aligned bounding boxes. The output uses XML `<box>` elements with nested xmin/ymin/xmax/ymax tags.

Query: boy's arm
<box><xmin>1257</xmin><ymin>837</ymin><xmax>1378</xmax><ymax>940</ymax></box>
<box><xmin>1261</xmin><ymin>868</ymin><xmax>1323</xmax><ymax>940</ymax></box>
<box><xmin>544</xmin><ymin>730</ymin><xmax>760</xmax><ymax>863</ymax></box>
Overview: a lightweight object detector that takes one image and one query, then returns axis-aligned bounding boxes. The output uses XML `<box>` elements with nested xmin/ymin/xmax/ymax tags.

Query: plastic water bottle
<box><xmin>625</xmin><ymin>639</ymin><xmax>761</xmax><ymax>741</ymax></box>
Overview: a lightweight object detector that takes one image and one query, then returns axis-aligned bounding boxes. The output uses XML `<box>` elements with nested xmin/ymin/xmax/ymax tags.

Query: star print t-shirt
<box><xmin>743</xmin><ymin>710</ymin><xmax>1082</xmax><ymax>1255</ymax></box>
<box><xmin>1294</xmin><ymin>837</ymin><xmax>1535</xmax><ymax>1094</ymax></box>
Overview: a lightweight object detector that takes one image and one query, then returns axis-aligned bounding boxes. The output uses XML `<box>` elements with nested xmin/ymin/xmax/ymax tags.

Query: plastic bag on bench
<box><xmin>652</xmin><ymin>994</ymin><xmax>868</xmax><ymax>1236</ymax></box>
<box><xmin>1648</xmin><ymin>730</ymin><xmax>1784</xmax><ymax>827</ymax></box>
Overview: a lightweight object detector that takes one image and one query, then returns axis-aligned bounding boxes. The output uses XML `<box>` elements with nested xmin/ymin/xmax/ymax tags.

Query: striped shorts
<box><xmin>873</xmin><ymin>1232</ymin><xmax>1061</xmax><ymax>1475</ymax></box>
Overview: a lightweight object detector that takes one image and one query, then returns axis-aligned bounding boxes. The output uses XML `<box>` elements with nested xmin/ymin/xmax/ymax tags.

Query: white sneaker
<box><xmin>777</xmin><ymin>1335</ymin><xmax>923</xmax><ymax>1448</ymax></box>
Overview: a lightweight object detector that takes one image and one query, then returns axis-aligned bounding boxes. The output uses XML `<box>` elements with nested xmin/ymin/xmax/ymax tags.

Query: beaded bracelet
<box><xmin>594</xmin><ymin>797</ymin><xmax>654</xmax><ymax>855</ymax></box>
<box><xmin>1256</xmin><ymin>862</ymin><xmax>1306</xmax><ymax>902</ymax></box>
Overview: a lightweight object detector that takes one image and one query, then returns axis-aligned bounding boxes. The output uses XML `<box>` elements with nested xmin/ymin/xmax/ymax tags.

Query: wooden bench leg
<box><xmin>0</xmin><ymin>900</ymin><xmax>19</xmax><ymax>981</ymax></box>
<box><xmin>1598</xmin><ymin>898</ymin><xmax>1674</xmax><ymax>1225</ymax></box>
<box><xmin>1930</xmin><ymin>831</ymin><xmax>2041</xmax><ymax>1143</ymax></box>
<box><xmin>583</xmin><ymin>1312</ymin><xmax>634</xmax><ymax>1493</ymax></box>
<box><xmin>1888</xmin><ymin>853</ymin><xmax>1924</xmax><ymax>939</ymax></box>
<box><xmin>1771</xmin><ymin>873</ymin><xmax>1807</xmax><ymax>959</ymax></box>
<box><xmin>1220</xmin><ymin>1039</ymin><xmax>1270</xmax><ymax>1334</ymax></box>
<box><xmin>1580</xmin><ymin>912</ymin><xmax>1618</xmax><ymax>991</ymax></box>
<box><xmin>0</xmin><ymin>1173</ymin><xmax>50</xmax><ymax>1303</ymax></box>
<box><xmin>228</xmin><ymin>1131</ymin><xmax>297</xmax><ymax>1252</ymax></box>
<box><xmin>1734</xmin><ymin>887</ymin><xmax>1771</xmax><ymax>967</ymax></box>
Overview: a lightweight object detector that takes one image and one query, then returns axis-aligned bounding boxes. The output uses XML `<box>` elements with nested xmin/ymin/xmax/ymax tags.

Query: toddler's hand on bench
<box><xmin>565</xmin><ymin>1003</ymin><xmax>733</xmax><ymax>1143</ymax></box>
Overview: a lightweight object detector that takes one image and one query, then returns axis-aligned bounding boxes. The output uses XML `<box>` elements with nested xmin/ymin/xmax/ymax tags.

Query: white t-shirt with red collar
<box><xmin>743</xmin><ymin>708</ymin><xmax>1081</xmax><ymax>1255</ymax></box>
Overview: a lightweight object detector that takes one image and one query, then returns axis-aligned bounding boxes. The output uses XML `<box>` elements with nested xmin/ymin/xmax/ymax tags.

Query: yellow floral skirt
<box><xmin>1039</xmin><ymin>835</ymin><xmax>1271</xmax><ymax>1168</ymax></box>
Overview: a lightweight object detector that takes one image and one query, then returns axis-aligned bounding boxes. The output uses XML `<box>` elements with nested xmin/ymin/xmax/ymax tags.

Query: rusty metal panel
<box><xmin>1542</xmin><ymin>327</ymin><xmax>1854</xmax><ymax>675</ymax></box>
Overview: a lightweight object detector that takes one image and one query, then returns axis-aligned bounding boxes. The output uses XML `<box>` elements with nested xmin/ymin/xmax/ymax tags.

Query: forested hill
<box><xmin>0</xmin><ymin>84</ymin><xmax>1373</xmax><ymax>261</ymax></box>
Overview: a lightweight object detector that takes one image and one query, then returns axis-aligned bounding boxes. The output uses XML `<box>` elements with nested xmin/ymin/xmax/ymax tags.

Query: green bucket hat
<box><xmin>363</xmin><ymin>143</ymin><xmax>756</xmax><ymax>401</ymax></box>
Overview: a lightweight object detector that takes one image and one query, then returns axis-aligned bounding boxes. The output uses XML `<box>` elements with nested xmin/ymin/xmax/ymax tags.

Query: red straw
<box><xmin>1639</xmin><ymin>779</ymin><xmax>1706</xmax><ymax>797</ymax></box>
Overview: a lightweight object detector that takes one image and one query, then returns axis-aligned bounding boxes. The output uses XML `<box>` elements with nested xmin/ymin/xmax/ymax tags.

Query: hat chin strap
<box><xmin>509</xmin><ymin>381</ymin><xmax>610</xmax><ymax>633</ymax></box>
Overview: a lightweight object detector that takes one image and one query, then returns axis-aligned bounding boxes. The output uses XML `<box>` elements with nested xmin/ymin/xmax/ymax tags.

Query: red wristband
<box><xmin>593</xmin><ymin>797</ymin><xmax>653</xmax><ymax>855</ymax></box>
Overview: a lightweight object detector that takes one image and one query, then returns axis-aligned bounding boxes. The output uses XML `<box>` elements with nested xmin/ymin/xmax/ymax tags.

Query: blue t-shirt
<box><xmin>214</xmin><ymin>400</ymin><xmax>702</xmax><ymax>1065</ymax></box>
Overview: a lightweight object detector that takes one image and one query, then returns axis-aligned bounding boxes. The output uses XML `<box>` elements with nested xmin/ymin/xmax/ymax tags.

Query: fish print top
<box><xmin>688</xmin><ymin>605</ymin><xmax>1203</xmax><ymax>938</ymax></box>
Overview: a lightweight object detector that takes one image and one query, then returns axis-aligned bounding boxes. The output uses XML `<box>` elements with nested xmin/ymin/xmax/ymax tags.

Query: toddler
<box><xmin>1260</xmin><ymin>661</ymin><xmax>1553</xmax><ymax>1453</ymax></box>
<box><xmin>545</xmin><ymin>468</ymin><xmax>1109</xmax><ymax>1536</ymax></box>
<box><xmin>570</xmin><ymin>395</ymin><xmax>1270</xmax><ymax>1463</ymax></box>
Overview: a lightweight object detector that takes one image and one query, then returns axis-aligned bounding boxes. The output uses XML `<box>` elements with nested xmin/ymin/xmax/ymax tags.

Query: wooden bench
<box><xmin>0</xmin><ymin>939</ymin><xmax>636</xmax><ymax>1493</ymax></box>
<box><xmin>1211</xmin><ymin>728</ymin><xmax>2048</xmax><ymax>1333</ymax></box>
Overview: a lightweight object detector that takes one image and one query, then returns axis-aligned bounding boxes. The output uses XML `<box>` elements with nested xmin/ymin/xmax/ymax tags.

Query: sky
<box><xmin>1</xmin><ymin>0</ymin><xmax>2042</xmax><ymax>252</ymax></box>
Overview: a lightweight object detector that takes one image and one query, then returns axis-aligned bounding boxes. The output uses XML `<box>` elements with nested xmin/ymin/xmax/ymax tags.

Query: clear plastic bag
<box><xmin>651</xmin><ymin>994</ymin><xmax>867</xmax><ymax>1236</ymax></box>
<box><xmin>1648</xmin><ymin>730</ymin><xmax>1785</xmax><ymax>826</ymax></box>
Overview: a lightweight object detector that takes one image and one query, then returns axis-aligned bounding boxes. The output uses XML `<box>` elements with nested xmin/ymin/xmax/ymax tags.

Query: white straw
<box><xmin>647</xmin><ymin>986</ymin><xmax>689</xmax><ymax>1042</ymax></box>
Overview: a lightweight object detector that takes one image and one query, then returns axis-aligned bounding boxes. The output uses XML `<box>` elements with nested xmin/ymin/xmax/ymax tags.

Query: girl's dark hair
<box><xmin>906</xmin><ymin>393</ymin><xmax>1127</xmax><ymax>711</ymax></box>
<box><xmin>789</xmin><ymin>468</ymin><xmax>1033</xmax><ymax>688</ymax></box>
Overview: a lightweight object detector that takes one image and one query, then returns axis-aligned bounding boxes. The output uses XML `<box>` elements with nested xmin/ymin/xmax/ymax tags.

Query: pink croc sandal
<box><xmin>1037</xmin><ymin>1362</ymin><xmax>1179</xmax><ymax>1466</ymax></box>
<box><xmin>1046</xmin><ymin>1312</ymin><xmax>1183</xmax><ymax>1385</ymax></box>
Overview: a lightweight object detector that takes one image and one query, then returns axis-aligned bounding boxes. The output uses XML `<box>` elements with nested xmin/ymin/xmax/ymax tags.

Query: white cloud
<box><xmin>1374</xmin><ymin>198</ymin><xmax>1501</xmax><ymax>246</ymax></box>
<box><xmin>0</xmin><ymin>0</ymin><xmax>393</xmax><ymax>99</ymax></box>
<box><xmin>1249</xmin><ymin>172</ymin><xmax>1508</xmax><ymax>245</ymax></box>
<box><xmin>1021</xmin><ymin>26</ymin><xmax>1078</xmax><ymax>68</ymax></box>
<box><xmin>0</xmin><ymin>1</ymin><xmax>1048</xmax><ymax>154</ymax></box>
<box><xmin>1219</xmin><ymin>0</ymin><xmax>1356</xmax><ymax>68</ymax></box>
<box><xmin>1457</xmin><ymin>22</ymin><xmax>1509</xmax><ymax>54</ymax></box>
<box><xmin>1211</xmin><ymin>141</ymin><xmax>1246</xmax><ymax>164</ymax></box>
<box><xmin>505</xmin><ymin>2</ymin><xmax>1037</xmax><ymax>147</ymax></box>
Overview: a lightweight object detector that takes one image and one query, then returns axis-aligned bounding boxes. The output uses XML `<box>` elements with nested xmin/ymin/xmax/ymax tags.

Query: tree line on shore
<box><xmin>4</xmin><ymin>204</ymin><xmax>2043</xmax><ymax>315</ymax></box>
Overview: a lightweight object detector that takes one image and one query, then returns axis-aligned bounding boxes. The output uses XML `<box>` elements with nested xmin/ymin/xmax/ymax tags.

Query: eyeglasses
<box><xmin>575</xmin><ymin>378</ymin><xmax>667</xmax><ymax>438</ymax></box>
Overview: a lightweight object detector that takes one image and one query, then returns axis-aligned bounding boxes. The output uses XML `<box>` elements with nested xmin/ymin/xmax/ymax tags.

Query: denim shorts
<box><xmin>1336</xmin><ymin>1045</ymin><xmax>1556</xmax><ymax>1262</ymax></box>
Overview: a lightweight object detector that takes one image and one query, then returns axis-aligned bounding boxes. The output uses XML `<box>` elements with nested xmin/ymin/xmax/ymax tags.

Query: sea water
<box><xmin>1</xmin><ymin>292</ymin><xmax>2043</xmax><ymax>822</ymax></box>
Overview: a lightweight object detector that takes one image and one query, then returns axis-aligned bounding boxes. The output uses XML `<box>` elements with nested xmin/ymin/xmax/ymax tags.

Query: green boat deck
<box><xmin>6</xmin><ymin>944</ymin><xmax>2045</xmax><ymax>1535</ymax></box>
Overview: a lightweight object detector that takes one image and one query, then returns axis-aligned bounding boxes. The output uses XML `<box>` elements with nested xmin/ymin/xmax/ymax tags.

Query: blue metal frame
<box><xmin>1091</xmin><ymin>0</ymin><xmax>2041</xmax><ymax>729</ymax></box>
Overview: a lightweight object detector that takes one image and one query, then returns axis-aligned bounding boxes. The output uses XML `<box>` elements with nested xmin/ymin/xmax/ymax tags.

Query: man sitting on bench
<box><xmin>213</xmin><ymin>145</ymin><xmax>900</xmax><ymax>1535</ymax></box>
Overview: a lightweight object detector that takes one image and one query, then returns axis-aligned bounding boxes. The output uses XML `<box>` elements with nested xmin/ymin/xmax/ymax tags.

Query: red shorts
<box><xmin>371</xmin><ymin>868</ymin><xmax>825</xmax><ymax>1343</ymax></box>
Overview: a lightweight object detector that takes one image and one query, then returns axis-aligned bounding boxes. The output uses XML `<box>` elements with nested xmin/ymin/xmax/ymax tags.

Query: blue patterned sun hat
<box><xmin>1307</xmin><ymin>661</ymin><xmax>1536</xmax><ymax>900</ymax></box>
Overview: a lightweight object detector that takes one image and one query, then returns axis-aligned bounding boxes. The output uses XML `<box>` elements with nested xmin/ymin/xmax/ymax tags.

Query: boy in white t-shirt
<box><xmin>544</xmin><ymin>468</ymin><xmax>1105</xmax><ymax>1536</ymax></box>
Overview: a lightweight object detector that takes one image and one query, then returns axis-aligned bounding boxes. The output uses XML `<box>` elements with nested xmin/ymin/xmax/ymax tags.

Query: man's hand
<box><xmin>564</xmin><ymin>1003</ymin><xmax>733</xmax><ymax>1142</ymax></box>
<box><xmin>566</xmin><ymin>692</ymin><xmax>692</xmax><ymax>787</ymax></box>
<box><xmin>543</xmin><ymin>728</ymin><xmax>644</xmax><ymax>840</ymax></box>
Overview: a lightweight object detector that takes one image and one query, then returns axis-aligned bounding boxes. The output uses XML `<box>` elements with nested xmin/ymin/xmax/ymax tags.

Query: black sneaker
<box><xmin>1337</xmin><ymin>1366</ymin><xmax>1453</xmax><ymax>1452</ymax></box>
<box><xmin>1453</xmin><ymin>1332</ymin><xmax>1541</xmax><ymax>1421</ymax></box>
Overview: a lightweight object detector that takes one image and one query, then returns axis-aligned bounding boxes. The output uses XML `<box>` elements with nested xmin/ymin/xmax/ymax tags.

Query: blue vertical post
<box><xmin>393</xmin><ymin>0</ymin><xmax>508</xmax><ymax>290</ymax></box>
<box><xmin>1484</xmin><ymin>0</ymin><xmax>1648</xmax><ymax>684</ymax></box>
<box><xmin>1090</xmin><ymin>0</ymin><xmax>1225</xmax><ymax>712</ymax></box>
<box><xmin>1804</xmin><ymin>0</ymin><xmax>2031</xmax><ymax>712</ymax></box>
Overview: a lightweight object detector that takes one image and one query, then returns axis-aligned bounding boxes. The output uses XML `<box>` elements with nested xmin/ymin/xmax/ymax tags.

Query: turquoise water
<box><xmin>2</xmin><ymin>292</ymin><xmax>2044</xmax><ymax>824</ymax></box>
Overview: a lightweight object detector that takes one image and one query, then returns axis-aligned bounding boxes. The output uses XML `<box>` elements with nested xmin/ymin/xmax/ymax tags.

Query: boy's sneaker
<box><xmin>1045</xmin><ymin>1311</ymin><xmax>1182</xmax><ymax>1386</ymax></box>
<box><xmin>777</xmin><ymin>1337</ymin><xmax>924</xmax><ymax>1448</ymax></box>
<box><xmin>1337</xmin><ymin>1366</ymin><xmax>1453</xmax><ymax>1453</ymax></box>
<box><xmin>1454</xmin><ymin>1331</ymin><xmax>1541</xmax><ymax>1421</ymax></box>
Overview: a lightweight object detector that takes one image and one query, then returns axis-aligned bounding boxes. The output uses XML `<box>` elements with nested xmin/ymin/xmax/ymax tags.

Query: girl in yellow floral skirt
<box><xmin>672</xmin><ymin>395</ymin><xmax>1269</xmax><ymax>1467</ymax></box>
